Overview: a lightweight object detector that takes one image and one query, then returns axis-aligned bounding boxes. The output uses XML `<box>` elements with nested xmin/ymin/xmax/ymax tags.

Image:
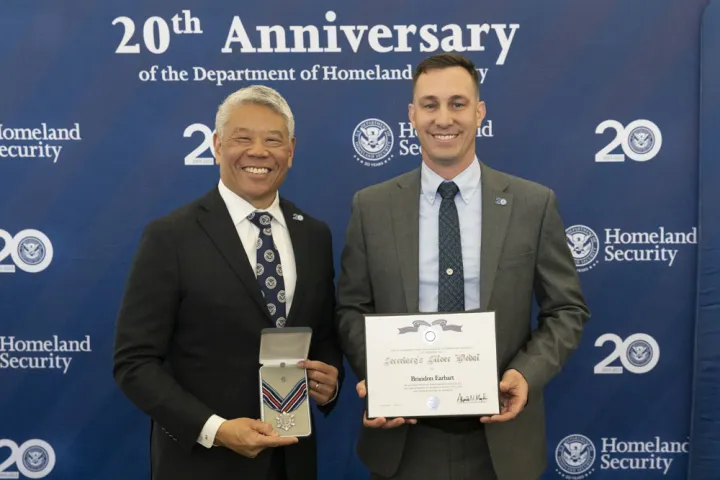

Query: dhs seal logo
<box><xmin>565</xmin><ymin>225</ymin><xmax>600</xmax><ymax>272</ymax></box>
<box><xmin>556</xmin><ymin>434</ymin><xmax>596</xmax><ymax>479</ymax></box>
<box><xmin>352</xmin><ymin>118</ymin><xmax>394</xmax><ymax>167</ymax></box>
<box><xmin>18</xmin><ymin>235</ymin><xmax>47</xmax><ymax>266</ymax></box>
<box><xmin>626</xmin><ymin>338</ymin><xmax>654</xmax><ymax>369</ymax></box>
<box><xmin>22</xmin><ymin>444</ymin><xmax>51</xmax><ymax>473</ymax></box>
<box><xmin>627</xmin><ymin>125</ymin><xmax>655</xmax><ymax>156</ymax></box>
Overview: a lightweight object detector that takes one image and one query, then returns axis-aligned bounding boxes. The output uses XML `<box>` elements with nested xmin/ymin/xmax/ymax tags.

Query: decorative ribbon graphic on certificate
<box><xmin>398</xmin><ymin>319</ymin><xmax>463</xmax><ymax>343</ymax></box>
<box><xmin>398</xmin><ymin>319</ymin><xmax>463</xmax><ymax>333</ymax></box>
<box><xmin>262</xmin><ymin>378</ymin><xmax>308</xmax><ymax>431</ymax></box>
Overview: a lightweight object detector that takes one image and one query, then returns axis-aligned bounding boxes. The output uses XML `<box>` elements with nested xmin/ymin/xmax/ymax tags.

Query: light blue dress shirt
<box><xmin>419</xmin><ymin>157</ymin><xmax>482</xmax><ymax>312</ymax></box>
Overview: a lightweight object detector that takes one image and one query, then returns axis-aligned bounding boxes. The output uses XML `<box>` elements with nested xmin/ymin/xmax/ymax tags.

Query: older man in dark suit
<box><xmin>113</xmin><ymin>85</ymin><xmax>343</xmax><ymax>480</ymax></box>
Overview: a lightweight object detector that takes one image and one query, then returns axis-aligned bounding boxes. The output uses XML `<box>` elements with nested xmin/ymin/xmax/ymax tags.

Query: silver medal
<box><xmin>275</xmin><ymin>412</ymin><xmax>295</xmax><ymax>431</ymax></box>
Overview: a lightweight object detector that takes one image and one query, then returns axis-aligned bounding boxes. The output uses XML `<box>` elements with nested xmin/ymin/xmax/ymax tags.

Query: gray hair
<box><xmin>214</xmin><ymin>85</ymin><xmax>295</xmax><ymax>139</ymax></box>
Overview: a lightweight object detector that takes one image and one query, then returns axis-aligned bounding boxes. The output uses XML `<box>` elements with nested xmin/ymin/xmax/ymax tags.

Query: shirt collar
<box><xmin>421</xmin><ymin>156</ymin><xmax>482</xmax><ymax>205</ymax></box>
<box><xmin>217</xmin><ymin>179</ymin><xmax>287</xmax><ymax>229</ymax></box>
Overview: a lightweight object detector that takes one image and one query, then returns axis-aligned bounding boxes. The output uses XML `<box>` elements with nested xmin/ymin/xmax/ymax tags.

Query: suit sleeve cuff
<box><xmin>196</xmin><ymin>414</ymin><xmax>226</xmax><ymax>448</ymax></box>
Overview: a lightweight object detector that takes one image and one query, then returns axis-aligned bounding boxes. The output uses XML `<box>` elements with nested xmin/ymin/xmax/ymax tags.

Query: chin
<box><xmin>247</xmin><ymin>188</ymin><xmax>273</xmax><ymax>200</ymax></box>
<box><xmin>430</xmin><ymin>154</ymin><xmax>461</xmax><ymax>165</ymax></box>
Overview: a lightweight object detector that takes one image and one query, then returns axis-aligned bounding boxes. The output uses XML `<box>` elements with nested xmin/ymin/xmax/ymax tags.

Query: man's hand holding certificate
<box><xmin>363</xmin><ymin>312</ymin><xmax>502</xmax><ymax>422</ymax></box>
<box><xmin>479</xmin><ymin>368</ymin><xmax>529</xmax><ymax>424</ymax></box>
<box><xmin>357</xmin><ymin>380</ymin><xmax>417</xmax><ymax>428</ymax></box>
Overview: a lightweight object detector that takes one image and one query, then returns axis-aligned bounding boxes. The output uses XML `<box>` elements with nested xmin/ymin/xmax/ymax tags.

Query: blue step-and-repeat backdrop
<box><xmin>1</xmin><ymin>1</ymin><xmax>718</xmax><ymax>478</ymax></box>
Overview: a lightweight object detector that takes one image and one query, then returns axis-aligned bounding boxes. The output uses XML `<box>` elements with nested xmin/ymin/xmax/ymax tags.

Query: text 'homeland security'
<box><xmin>604</xmin><ymin>227</ymin><xmax>696</xmax><ymax>267</ymax></box>
<box><xmin>0</xmin><ymin>335</ymin><xmax>91</xmax><ymax>374</ymax></box>
<box><xmin>600</xmin><ymin>437</ymin><xmax>689</xmax><ymax>475</ymax></box>
<box><xmin>0</xmin><ymin>123</ymin><xmax>82</xmax><ymax>163</ymax></box>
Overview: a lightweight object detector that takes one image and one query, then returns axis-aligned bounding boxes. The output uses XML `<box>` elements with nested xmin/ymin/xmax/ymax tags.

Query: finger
<box><xmin>480</xmin><ymin>411</ymin><xmax>518</xmax><ymax>424</ymax></box>
<box><xmin>498</xmin><ymin>397</ymin><xmax>510</xmax><ymax>414</ymax></box>
<box><xmin>309</xmin><ymin>390</ymin><xmax>330</xmax><ymax>404</ymax></box>
<box><xmin>258</xmin><ymin>435</ymin><xmax>300</xmax><ymax>447</ymax></box>
<box><xmin>382</xmin><ymin>418</ymin><xmax>408</xmax><ymax>429</ymax></box>
<box><xmin>364</xmin><ymin>419</ymin><xmax>387</xmax><ymax>428</ymax></box>
<box><xmin>506</xmin><ymin>396</ymin><xmax>525</xmax><ymax>415</ymax></box>
<box><xmin>260</xmin><ymin>427</ymin><xmax>280</xmax><ymax>437</ymax></box>
<box><xmin>499</xmin><ymin>380</ymin><xmax>513</xmax><ymax>393</ymax></box>
<box><xmin>363</xmin><ymin>411</ymin><xmax>387</xmax><ymax>428</ymax></box>
<box><xmin>306</xmin><ymin>370</ymin><xmax>335</xmax><ymax>386</ymax></box>
<box><xmin>356</xmin><ymin>381</ymin><xmax>367</xmax><ymax>398</ymax></box>
<box><xmin>309</xmin><ymin>382</ymin><xmax>333</xmax><ymax>397</ymax></box>
<box><xmin>300</xmin><ymin>360</ymin><xmax>336</xmax><ymax>375</ymax></box>
<box><xmin>251</xmin><ymin>420</ymin><xmax>276</xmax><ymax>436</ymax></box>
<box><xmin>399</xmin><ymin>418</ymin><xmax>415</xmax><ymax>424</ymax></box>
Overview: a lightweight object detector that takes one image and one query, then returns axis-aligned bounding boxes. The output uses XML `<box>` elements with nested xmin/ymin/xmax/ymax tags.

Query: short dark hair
<box><xmin>412</xmin><ymin>53</ymin><xmax>480</xmax><ymax>97</ymax></box>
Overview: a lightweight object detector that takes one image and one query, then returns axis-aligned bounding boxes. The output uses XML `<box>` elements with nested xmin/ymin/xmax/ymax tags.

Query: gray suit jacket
<box><xmin>336</xmin><ymin>163</ymin><xmax>591</xmax><ymax>480</ymax></box>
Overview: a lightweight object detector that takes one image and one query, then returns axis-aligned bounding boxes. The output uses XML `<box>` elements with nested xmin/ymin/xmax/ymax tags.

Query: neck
<box><xmin>249</xmin><ymin>196</ymin><xmax>275</xmax><ymax>210</ymax></box>
<box><xmin>222</xmin><ymin>178</ymin><xmax>276</xmax><ymax>210</ymax></box>
<box><xmin>422</xmin><ymin>152</ymin><xmax>476</xmax><ymax>180</ymax></box>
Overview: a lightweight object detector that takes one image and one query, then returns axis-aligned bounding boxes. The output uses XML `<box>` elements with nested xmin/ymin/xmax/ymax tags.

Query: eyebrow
<box><xmin>230</xmin><ymin>127</ymin><xmax>285</xmax><ymax>137</ymax></box>
<box><xmin>418</xmin><ymin>94</ymin><xmax>471</xmax><ymax>103</ymax></box>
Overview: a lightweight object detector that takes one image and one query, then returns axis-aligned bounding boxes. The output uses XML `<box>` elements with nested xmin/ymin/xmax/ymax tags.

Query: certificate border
<box><xmin>363</xmin><ymin>309</ymin><xmax>501</xmax><ymax>419</ymax></box>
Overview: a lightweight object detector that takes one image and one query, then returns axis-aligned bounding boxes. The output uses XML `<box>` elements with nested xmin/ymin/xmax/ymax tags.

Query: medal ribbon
<box><xmin>262</xmin><ymin>378</ymin><xmax>307</xmax><ymax>413</ymax></box>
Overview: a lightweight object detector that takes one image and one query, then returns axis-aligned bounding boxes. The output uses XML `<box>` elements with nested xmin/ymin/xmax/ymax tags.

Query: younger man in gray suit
<box><xmin>336</xmin><ymin>53</ymin><xmax>591</xmax><ymax>480</ymax></box>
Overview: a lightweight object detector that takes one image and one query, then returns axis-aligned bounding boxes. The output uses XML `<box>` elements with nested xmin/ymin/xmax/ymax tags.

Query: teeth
<box><xmin>434</xmin><ymin>134</ymin><xmax>458</xmax><ymax>140</ymax></box>
<box><xmin>243</xmin><ymin>167</ymin><xmax>270</xmax><ymax>174</ymax></box>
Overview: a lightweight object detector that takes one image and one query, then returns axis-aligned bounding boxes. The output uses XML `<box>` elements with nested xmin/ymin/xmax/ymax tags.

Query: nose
<box><xmin>435</xmin><ymin>105</ymin><xmax>452</xmax><ymax>128</ymax></box>
<box><xmin>247</xmin><ymin>138</ymin><xmax>269</xmax><ymax>157</ymax></box>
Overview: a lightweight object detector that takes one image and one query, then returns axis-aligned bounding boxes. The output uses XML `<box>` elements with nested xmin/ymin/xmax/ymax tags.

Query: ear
<box><xmin>213</xmin><ymin>131</ymin><xmax>221</xmax><ymax>165</ymax></box>
<box><xmin>476</xmin><ymin>101</ymin><xmax>486</xmax><ymax>128</ymax></box>
<box><xmin>408</xmin><ymin>103</ymin><xmax>416</xmax><ymax>129</ymax></box>
<box><xmin>287</xmin><ymin>137</ymin><xmax>296</xmax><ymax>169</ymax></box>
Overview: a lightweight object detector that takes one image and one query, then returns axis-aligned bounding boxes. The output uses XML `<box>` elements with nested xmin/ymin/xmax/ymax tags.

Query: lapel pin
<box><xmin>495</xmin><ymin>197</ymin><xmax>507</xmax><ymax>206</ymax></box>
<box><xmin>292</xmin><ymin>214</ymin><xmax>304</xmax><ymax>221</ymax></box>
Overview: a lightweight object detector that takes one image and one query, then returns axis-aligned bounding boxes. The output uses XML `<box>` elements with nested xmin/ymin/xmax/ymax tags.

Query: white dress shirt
<box><xmin>197</xmin><ymin>179</ymin><xmax>297</xmax><ymax>448</ymax></box>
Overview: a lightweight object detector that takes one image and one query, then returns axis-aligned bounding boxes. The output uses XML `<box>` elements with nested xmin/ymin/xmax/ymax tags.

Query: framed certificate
<box><xmin>364</xmin><ymin>312</ymin><xmax>500</xmax><ymax>419</ymax></box>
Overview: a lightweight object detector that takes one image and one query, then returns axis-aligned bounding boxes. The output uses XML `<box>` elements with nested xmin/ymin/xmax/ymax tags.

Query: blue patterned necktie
<box><xmin>437</xmin><ymin>181</ymin><xmax>465</xmax><ymax>312</ymax></box>
<box><xmin>248</xmin><ymin>211</ymin><xmax>287</xmax><ymax>328</ymax></box>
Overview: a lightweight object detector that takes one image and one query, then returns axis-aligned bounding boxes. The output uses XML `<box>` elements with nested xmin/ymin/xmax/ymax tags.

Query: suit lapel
<box><xmin>280</xmin><ymin>199</ymin><xmax>311</xmax><ymax>326</ymax></box>
<box><xmin>391</xmin><ymin>169</ymin><xmax>421</xmax><ymax>313</ymax></box>
<box><xmin>196</xmin><ymin>188</ymin><xmax>272</xmax><ymax>323</ymax></box>
<box><xmin>479</xmin><ymin>164</ymin><xmax>512</xmax><ymax>311</ymax></box>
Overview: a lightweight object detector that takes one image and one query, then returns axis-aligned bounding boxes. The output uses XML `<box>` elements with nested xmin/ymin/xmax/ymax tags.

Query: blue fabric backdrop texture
<box><xmin>0</xmin><ymin>1</ymin><xmax>714</xmax><ymax>478</ymax></box>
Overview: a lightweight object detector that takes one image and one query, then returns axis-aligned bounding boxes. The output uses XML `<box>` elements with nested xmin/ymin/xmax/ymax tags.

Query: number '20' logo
<box><xmin>183</xmin><ymin>124</ymin><xmax>214</xmax><ymax>166</ymax></box>
<box><xmin>0</xmin><ymin>439</ymin><xmax>56</xmax><ymax>479</ymax></box>
<box><xmin>0</xmin><ymin>230</ymin><xmax>53</xmax><ymax>274</ymax></box>
<box><xmin>594</xmin><ymin>333</ymin><xmax>660</xmax><ymax>374</ymax></box>
<box><xmin>595</xmin><ymin>120</ymin><xmax>662</xmax><ymax>163</ymax></box>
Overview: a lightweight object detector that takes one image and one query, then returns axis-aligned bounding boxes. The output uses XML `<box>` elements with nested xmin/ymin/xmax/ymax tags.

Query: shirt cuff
<box><xmin>196</xmin><ymin>414</ymin><xmax>226</xmax><ymax>448</ymax></box>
